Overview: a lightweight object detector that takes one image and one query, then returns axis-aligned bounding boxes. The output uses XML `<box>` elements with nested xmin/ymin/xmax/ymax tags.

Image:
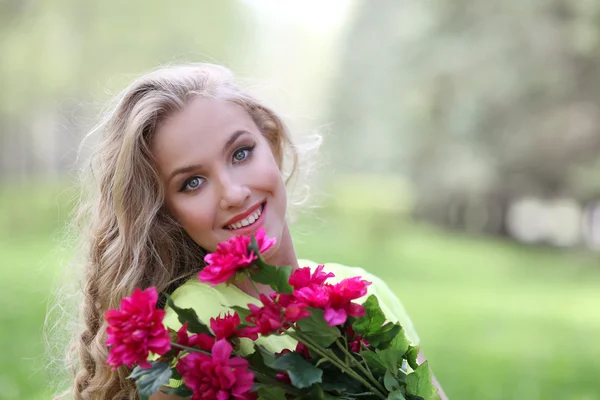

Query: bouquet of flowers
<box><xmin>104</xmin><ymin>228</ymin><xmax>440</xmax><ymax>400</ymax></box>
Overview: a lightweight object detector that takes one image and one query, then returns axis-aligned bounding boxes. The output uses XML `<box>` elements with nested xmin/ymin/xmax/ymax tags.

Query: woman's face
<box><xmin>152</xmin><ymin>97</ymin><xmax>287</xmax><ymax>255</ymax></box>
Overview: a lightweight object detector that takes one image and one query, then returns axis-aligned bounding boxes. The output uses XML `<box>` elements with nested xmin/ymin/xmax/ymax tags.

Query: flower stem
<box><xmin>357</xmin><ymin>351</ymin><xmax>375</xmax><ymax>378</ymax></box>
<box><xmin>335</xmin><ymin>339</ymin><xmax>387</xmax><ymax>395</ymax></box>
<box><xmin>250</xmin><ymin>279</ymin><xmax>262</xmax><ymax>297</ymax></box>
<box><xmin>341</xmin><ymin>335</ymin><xmax>350</xmax><ymax>367</ymax></box>
<box><xmin>170</xmin><ymin>342</ymin><xmax>211</xmax><ymax>355</ymax></box>
<box><xmin>287</xmin><ymin>331</ymin><xmax>387</xmax><ymax>400</ymax></box>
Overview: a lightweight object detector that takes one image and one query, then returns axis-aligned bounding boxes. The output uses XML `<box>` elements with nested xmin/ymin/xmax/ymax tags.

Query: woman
<box><xmin>67</xmin><ymin>63</ymin><xmax>447</xmax><ymax>399</ymax></box>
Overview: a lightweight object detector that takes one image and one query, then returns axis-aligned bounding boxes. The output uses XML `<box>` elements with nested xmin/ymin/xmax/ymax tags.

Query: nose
<box><xmin>218</xmin><ymin>175</ymin><xmax>251</xmax><ymax>211</ymax></box>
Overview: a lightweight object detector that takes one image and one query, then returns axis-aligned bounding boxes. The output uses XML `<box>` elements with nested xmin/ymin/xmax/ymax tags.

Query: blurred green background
<box><xmin>1</xmin><ymin>1</ymin><xmax>600</xmax><ymax>399</ymax></box>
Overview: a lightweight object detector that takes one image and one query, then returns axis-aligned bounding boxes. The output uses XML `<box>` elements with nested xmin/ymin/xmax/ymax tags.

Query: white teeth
<box><xmin>227</xmin><ymin>205</ymin><xmax>263</xmax><ymax>230</ymax></box>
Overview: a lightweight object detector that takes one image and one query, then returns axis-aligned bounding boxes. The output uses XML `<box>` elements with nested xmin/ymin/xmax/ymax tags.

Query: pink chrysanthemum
<box><xmin>293</xmin><ymin>273</ymin><xmax>371</xmax><ymax>327</ymax></box>
<box><xmin>210</xmin><ymin>312</ymin><xmax>242</xmax><ymax>341</ymax></box>
<box><xmin>199</xmin><ymin>228</ymin><xmax>276</xmax><ymax>286</ymax></box>
<box><xmin>346</xmin><ymin>326</ymin><xmax>369</xmax><ymax>352</ymax></box>
<box><xmin>289</xmin><ymin>265</ymin><xmax>334</xmax><ymax>289</ymax></box>
<box><xmin>323</xmin><ymin>277</ymin><xmax>371</xmax><ymax>326</ymax></box>
<box><xmin>176</xmin><ymin>339</ymin><xmax>256</xmax><ymax>400</ymax></box>
<box><xmin>104</xmin><ymin>287</ymin><xmax>171</xmax><ymax>369</ymax></box>
<box><xmin>175</xmin><ymin>322</ymin><xmax>215</xmax><ymax>356</ymax></box>
<box><xmin>237</xmin><ymin>294</ymin><xmax>310</xmax><ymax>338</ymax></box>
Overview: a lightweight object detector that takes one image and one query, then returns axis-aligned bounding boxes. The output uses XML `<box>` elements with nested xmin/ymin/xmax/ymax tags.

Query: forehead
<box><xmin>152</xmin><ymin>98</ymin><xmax>258</xmax><ymax>168</ymax></box>
<box><xmin>156</xmin><ymin>97</ymin><xmax>255</xmax><ymax>145</ymax></box>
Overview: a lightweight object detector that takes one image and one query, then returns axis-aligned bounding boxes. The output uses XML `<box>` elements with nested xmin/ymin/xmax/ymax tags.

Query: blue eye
<box><xmin>232</xmin><ymin>145</ymin><xmax>255</xmax><ymax>164</ymax></box>
<box><xmin>180</xmin><ymin>176</ymin><xmax>204</xmax><ymax>192</ymax></box>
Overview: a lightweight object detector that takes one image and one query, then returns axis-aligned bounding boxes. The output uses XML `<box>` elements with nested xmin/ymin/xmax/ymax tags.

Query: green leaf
<box><xmin>390</xmin><ymin>328</ymin><xmax>411</xmax><ymax>355</ymax></box>
<box><xmin>247</xmin><ymin>236</ymin><xmax>293</xmax><ymax>294</ymax></box>
<box><xmin>255</xmin><ymin>344</ymin><xmax>279</xmax><ymax>370</ymax></box>
<box><xmin>406</xmin><ymin>362</ymin><xmax>437</xmax><ymax>400</ymax></box>
<box><xmin>384</xmin><ymin>370</ymin><xmax>401</xmax><ymax>391</ymax></box>
<box><xmin>377</xmin><ymin>348</ymin><xmax>404</xmax><ymax>377</ymax></box>
<box><xmin>310</xmin><ymin>384</ymin><xmax>326</xmax><ymax>400</ymax></box>
<box><xmin>387</xmin><ymin>390</ymin><xmax>407</xmax><ymax>400</ymax></box>
<box><xmin>405</xmin><ymin>346</ymin><xmax>420</xmax><ymax>370</ymax></box>
<box><xmin>274</xmin><ymin>353</ymin><xmax>323</xmax><ymax>389</ymax></box>
<box><xmin>169</xmin><ymin>365</ymin><xmax>182</xmax><ymax>381</ymax></box>
<box><xmin>358</xmin><ymin>351</ymin><xmax>386</xmax><ymax>375</ymax></box>
<box><xmin>307</xmin><ymin>384</ymin><xmax>343</xmax><ymax>400</ymax></box>
<box><xmin>246</xmin><ymin>345</ymin><xmax>280</xmax><ymax>375</ymax></box>
<box><xmin>352</xmin><ymin>296</ymin><xmax>403</xmax><ymax>348</ymax></box>
<box><xmin>352</xmin><ymin>295</ymin><xmax>386</xmax><ymax>336</ymax></box>
<box><xmin>320</xmin><ymin>364</ymin><xmax>363</xmax><ymax>393</ymax></box>
<box><xmin>230</xmin><ymin>305</ymin><xmax>251</xmax><ymax>323</ymax></box>
<box><xmin>165</xmin><ymin>294</ymin><xmax>211</xmax><ymax>335</ymax></box>
<box><xmin>258</xmin><ymin>386</ymin><xmax>288</xmax><ymax>400</ymax></box>
<box><xmin>321</xmin><ymin>375</ymin><xmax>362</xmax><ymax>393</ymax></box>
<box><xmin>368</xmin><ymin>323</ymin><xmax>402</xmax><ymax>349</ymax></box>
<box><xmin>251</xmin><ymin>262</ymin><xmax>294</xmax><ymax>294</ymax></box>
<box><xmin>396</xmin><ymin>368</ymin><xmax>408</xmax><ymax>385</ymax></box>
<box><xmin>129</xmin><ymin>361</ymin><xmax>172</xmax><ymax>398</ymax></box>
<box><xmin>296</xmin><ymin>308</ymin><xmax>341</xmax><ymax>347</ymax></box>
<box><xmin>161</xmin><ymin>385</ymin><xmax>193</xmax><ymax>398</ymax></box>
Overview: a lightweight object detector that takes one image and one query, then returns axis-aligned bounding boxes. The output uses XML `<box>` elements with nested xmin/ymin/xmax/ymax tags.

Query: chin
<box><xmin>260</xmin><ymin>238</ymin><xmax>280</xmax><ymax>262</ymax></box>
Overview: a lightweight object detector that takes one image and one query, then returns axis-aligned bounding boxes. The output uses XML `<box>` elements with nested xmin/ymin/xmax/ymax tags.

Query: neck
<box><xmin>235</xmin><ymin>222</ymin><xmax>298</xmax><ymax>298</ymax></box>
<box><xmin>264</xmin><ymin>223</ymin><xmax>299</xmax><ymax>271</ymax></box>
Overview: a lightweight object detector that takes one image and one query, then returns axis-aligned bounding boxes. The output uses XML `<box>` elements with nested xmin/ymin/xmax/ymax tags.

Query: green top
<box><xmin>164</xmin><ymin>259</ymin><xmax>420</xmax><ymax>350</ymax></box>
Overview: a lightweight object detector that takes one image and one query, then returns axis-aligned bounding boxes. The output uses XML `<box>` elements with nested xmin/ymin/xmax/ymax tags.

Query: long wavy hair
<box><xmin>61</xmin><ymin>64</ymin><xmax>311</xmax><ymax>399</ymax></box>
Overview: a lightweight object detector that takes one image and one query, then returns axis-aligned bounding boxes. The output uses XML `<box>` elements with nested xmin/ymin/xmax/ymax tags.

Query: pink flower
<box><xmin>275</xmin><ymin>372</ymin><xmax>292</xmax><ymax>385</ymax></box>
<box><xmin>238</xmin><ymin>294</ymin><xmax>309</xmax><ymax>338</ymax></box>
<box><xmin>274</xmin><ymin>341</ymin><xmax>309</xmax><ymax>359</ymax></box>
<box><xmin>253</xmin><ymin>227</ymin><xmax>277</xmax><ymax>254</ymax></box>
<box><xmin>289</xmin><ymin>265</ymin><xmax>334</xmax><ymax>289</ymax></box>
<box><xmin>293</xmin><ymin>286</ymin><xmax>331</xmax><ymax>309</ymax></box>
<box><xmin>323</xmin><ymin>277</ymin><xmax>371</xmax><ymax>326</ymax></box>
<box><xmin>199</xmin><ymin>228</ymin><xmax>276</xmax><ymax>286</ymax></box>
<box><xmin>271</xmin><ymin>293</ymin><xmax>311</xmax><ymax>322</ymax></box>
<box><xmin>176</xmin><ymin>339</ymin><xmax>256</xmax><ymax>400</ymax></box>
<box><xmin>238</xmin><ymin>296</ymin><xmax>284</xmax><ymax>338</ymax></box>
<box><xmin>176</xmin><ymin>322</ymin><xmax>215</xmax><ymax>354</ymax></box>
<box><xmin>210</xmin><ymin>312</ymin><xmax>241</xmax><ymax>340</ymax></box>
<box><xmin>295</xmin><ymin>342</ymin><xmax>311</xmax><ymax>359</ymax></box>
<box><xmin>104</xmin><ymin>287</ymin><xmax>171</xmax><ymax>369</ymax></box>
<box><xmin>292</xmin><ymin>276</ymin><xmax>371</xmax><ymax>327</ymax></box>
<box><xmin>346</xmin><ymin>326</ymin><xmax>369</xmax><ymax>352</ymax></box>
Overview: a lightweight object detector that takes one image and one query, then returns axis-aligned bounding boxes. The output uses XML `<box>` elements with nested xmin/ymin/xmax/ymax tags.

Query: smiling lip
<box><xmin>223</xmin><ymin>201</ymin><xmax>265</xmax><ymax>228</ymax></box>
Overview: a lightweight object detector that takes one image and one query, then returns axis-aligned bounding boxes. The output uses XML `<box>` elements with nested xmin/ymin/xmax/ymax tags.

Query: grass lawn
<box><xmin>292</xmin><ymin>219</ymin><xmax>600</xmax><ymax>400</ymax></box>
<box><xmin>1</xmin><ymin>186</ymin><xmax>599</xmax><ymax>399</ymax></box>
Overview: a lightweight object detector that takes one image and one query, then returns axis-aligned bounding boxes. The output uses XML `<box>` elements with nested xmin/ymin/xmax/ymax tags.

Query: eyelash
<box><xmin>178</xmin><ymin>144</ymin><xmax>256</xmax><ymax>192</ymax></box>
<box><xmin>232</xmin><ymin>144</ymin><xmax>255</xmax><ymax>164</ymax></box>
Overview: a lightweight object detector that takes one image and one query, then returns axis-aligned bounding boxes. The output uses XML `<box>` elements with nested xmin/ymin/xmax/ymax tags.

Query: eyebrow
<box><xmin>168</xmin><ymin>130</ymin><xmax>249</xmax><ymax>182</ymax></box>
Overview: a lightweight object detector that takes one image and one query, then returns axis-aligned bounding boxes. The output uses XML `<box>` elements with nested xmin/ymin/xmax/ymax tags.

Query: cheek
<box><xmin>265</xmin><ymin>163</ymin><xmax>287</xmax><ymax>215</ymax></box>
<box><xmin>168</xmin><ymin>197</ymin><xmax>216</xmax><ymax>236</ymax></box>
<box><xmin>256</xmin><ymin>156</ymin><xmax>286</xmax><ymax>200</ymax></box>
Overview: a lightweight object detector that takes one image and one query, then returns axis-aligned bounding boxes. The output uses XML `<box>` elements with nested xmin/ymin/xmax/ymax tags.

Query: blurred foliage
<box><xmin>329</xmin><ymin>0</ymin><xmax>600</xmax><ymax>233</ymax></box>
<box><xmin>0</xmin><ymin>0</ymin><xmax>251</xmax><ymax>178</ymax></box>
<box><xmin>0</xmin><ymin>180</ymin><xmax>76</xmax><ymax>241</ymax></box>
<box><xmin>0</xmin><ymin>0</ymin><xmax>248</xmax><ymax>111</ymax></box>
